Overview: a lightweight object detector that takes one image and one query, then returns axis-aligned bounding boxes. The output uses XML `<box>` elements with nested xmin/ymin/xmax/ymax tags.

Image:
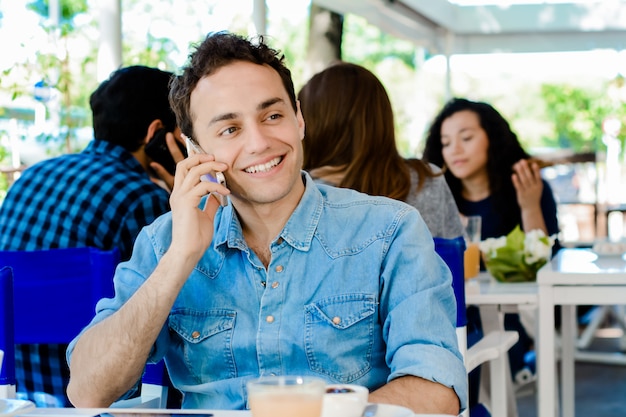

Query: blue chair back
<box><xmin>434</xmin><ymin>236</ymin><xmax>467</xmax><ymax>328</ymax></box>
<box><xmin>0</xmin><ymin>266</ymin><xmax>15</xmax><ymax>387</ymax></box>
<box><xmin>0</xmin><ymin>247</ymin><xmax>120</xmax><ymax>344</ymax></box>
<box><xmin>0</xmin><ymin>247</ymin><xmax>120</xmax><ymax>388</ymax></box>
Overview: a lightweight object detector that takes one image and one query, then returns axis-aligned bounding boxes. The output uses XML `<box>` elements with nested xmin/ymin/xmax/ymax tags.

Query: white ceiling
<box><xmin>311</xmin><ymin>0</ymin><xmax>626</xmax><ymax>54</ymax></box>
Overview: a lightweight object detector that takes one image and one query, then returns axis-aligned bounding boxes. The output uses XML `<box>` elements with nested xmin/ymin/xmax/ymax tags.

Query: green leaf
<box><xmin>506</xmin><ymin>225</ymin><xmax>525</xmax><ymax>250</ymax></box>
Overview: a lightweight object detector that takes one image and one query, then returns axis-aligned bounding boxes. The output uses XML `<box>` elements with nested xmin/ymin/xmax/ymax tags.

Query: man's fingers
<box><xmin>166</xmin><ymin>132</ymin><xmax>186</xmax><ymax>163</ymax></box>
<box><xmin>150</xmin><ymin>162</ymin><xmax>175</xmax><ymax>191</ymax></box>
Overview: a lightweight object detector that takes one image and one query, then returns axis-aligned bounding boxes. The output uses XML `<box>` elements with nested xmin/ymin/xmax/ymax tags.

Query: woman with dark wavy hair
<box><xmin>299</xmin><ymin>62</ymin><xmax>464</xmax><ymax>239</ymax></box>
<box><xmin>423</xmin><ymin>97</ymin><xmax>560</xmax><ymax>405</ymax></box>
<box><xmin>423</xmin><ymin>97</ymin><xmax>558</xmax><ymax>239</ymax></box>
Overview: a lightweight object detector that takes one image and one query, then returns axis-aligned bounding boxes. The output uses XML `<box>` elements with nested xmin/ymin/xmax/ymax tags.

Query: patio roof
<box><xmin>310</xmin><ymin>0</ymin><xmax>626</xmax><ymax>54</ymax></box>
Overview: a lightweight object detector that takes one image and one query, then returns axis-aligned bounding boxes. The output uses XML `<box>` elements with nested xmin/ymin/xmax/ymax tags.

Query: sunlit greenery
<box><xmin>540</xmin><ymin>81</ymin><xmax>626</xmax><ymax>152</ymax></box>
<box><xmin>2</xmin><ymin>0</ymin><xmax>626</xmax><ymax>200</ymax></box>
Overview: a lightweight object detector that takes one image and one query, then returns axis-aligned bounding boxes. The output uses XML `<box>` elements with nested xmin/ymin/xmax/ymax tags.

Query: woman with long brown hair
<box><xmin>299</xmin><ymin>62</ymin><xmax>463</xmax><ymax>239</ymax></box>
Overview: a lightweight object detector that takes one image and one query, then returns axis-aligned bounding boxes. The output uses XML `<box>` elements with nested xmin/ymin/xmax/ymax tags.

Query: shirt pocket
<box><xmin>304</xmin><ymin>293</ymin><xmax>376</xmax><ymax>383</ymax></box>
<box><xmin>169</xmin><ymin>309</ymin><xmax>237</xmax><ymax>382</ymax></box>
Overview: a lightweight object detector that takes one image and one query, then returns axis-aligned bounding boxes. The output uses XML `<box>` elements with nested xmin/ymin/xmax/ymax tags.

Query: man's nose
<box><xmin>245</xmin><ymin>123</ymin><xmax>271</xmax><ymax>152</ymax></box>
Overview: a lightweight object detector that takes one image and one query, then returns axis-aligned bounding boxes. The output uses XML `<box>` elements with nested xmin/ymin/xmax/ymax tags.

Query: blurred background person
<box><xmin>0</xmin><ymin>65</ymin><xmax>183</xmax><ymax>406</ymax></box>
<box><xmin>423</xmin><ymin>97</ymin><xmax>558</xmax><ymax>244</ymax></box>
<box><xmin>298</xmin><ymin>62</ymin><xmax>463</xmax><ymax>239</ymax></box>
<box><xmin>422</xmin><ymin>96</ymin><xmax>560</xmax><ymax>406</ymax></box>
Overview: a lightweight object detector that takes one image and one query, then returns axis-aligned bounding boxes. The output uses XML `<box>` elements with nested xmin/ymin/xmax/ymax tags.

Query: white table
<box><xmin>13</xmin><ymin>405</ymin><xmax>452</xmax><ymax>416</ymax></box>
<box><xmin>465</xmin><ymin>272</ymin><xmax>537</xmax><ymax>308</ymax></box>
<box><xmin>465</xmin><ymin>273</ymin><xmax>537</xmax><ymax>417</ymax></box>
<box><xmin>536</xmin><ymin>249</ymin><xmax>626</xmax><ymax>417</ymax></box>
<box><xmin>465</xmin><ymin>272</ymin><xmax>538</xmax><ymax>353</ymax></box>
<box><xmin>17</xmin><ymin>409</ymin><xmax>245</xmax><ymax>416</ymax></box>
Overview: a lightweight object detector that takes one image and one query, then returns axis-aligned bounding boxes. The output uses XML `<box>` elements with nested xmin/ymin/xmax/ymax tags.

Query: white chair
<box><xmin>577</xmin><ymin>305</ymin><xmax>626</xmax><ymax>352</ymax></box>
<box><xmin>434</xmin><ymin>237</ymin><xmax>519</xmax><ymax>417</ymax></box>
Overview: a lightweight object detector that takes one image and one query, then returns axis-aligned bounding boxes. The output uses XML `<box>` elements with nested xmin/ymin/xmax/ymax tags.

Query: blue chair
<box><xmin>434</xmin><ymin>237</ymin><xmax>519</xmax><ymax>417</ymax></box>
<box><xmin>0</xmin><ymin>247</ymin><xmax>120</xmax><ymax>401</ymax></box>
<box><xmin>0</xmin><ymin>266</ymin><xmax>14</xmax><ymax>399</ymax></box>
<box><xmin>0</xmin><ymin>247</ymin><xmax>172</xmax><ymax>408</ymax></box>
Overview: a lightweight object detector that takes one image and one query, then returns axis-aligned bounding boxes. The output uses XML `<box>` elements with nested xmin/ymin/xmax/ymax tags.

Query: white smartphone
<box><xmin>184</xmin><ymin>135</ymin><xmax>228</xmax><ymax>206</ymax></box>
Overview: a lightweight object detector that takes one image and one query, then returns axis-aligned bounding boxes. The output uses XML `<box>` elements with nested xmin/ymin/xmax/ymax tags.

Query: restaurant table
<box><xmin>465</xmin><ymin>272</ymin><xmax>538</xmax><ymax>417</ymax></box>
<box><xmin>10</xmin><ymin>405</ymin><xmax>455</xmax><ymax>417</ymax></box>
<box><xmin>536</xmin><ymin>248</ymin><xmax>626</xmax><ymax>417</ymax></box>
<box><xmin>14</xmin><ymin>409</ymin><xmax>239</xmax><ymax>417</ymax></box>
<box><xmin>465</xmin><ymin>272</ymin><xmax>538</xmax><ymax>309</ymax></box>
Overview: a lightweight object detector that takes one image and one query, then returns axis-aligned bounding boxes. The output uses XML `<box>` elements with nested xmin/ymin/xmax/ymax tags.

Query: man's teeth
<box><xmin>244</xmin><ymin>156</ymin><xmax>282</xmax><ymax>173</ymax></box>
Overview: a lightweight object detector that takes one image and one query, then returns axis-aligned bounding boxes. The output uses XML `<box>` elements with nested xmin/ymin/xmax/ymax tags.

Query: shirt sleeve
<box><xmin>378</xmin><ymin>207</ymin><xmax>468</xmax><ymax>410</ymax></box>
<box><xmin>408</xmin><ymin>166</ymin><xmax>464</xmax><ymax>239</ymax></box>
<box><xmin>540</xmin><ymin>179</ymin><xmax>561</xmax><ymax>254</ymax></box>
<box><xmin>435</xmin><ymin>175</ymin><xmax>465</xmax><ymax>239</ymax></box>
<box><xmin>540</xmin><ymin>180</ymin><xmax>559</xmax><ymax>235</ymax></box>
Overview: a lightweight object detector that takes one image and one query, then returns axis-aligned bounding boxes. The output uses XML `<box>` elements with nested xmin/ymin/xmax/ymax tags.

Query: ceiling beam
<box><xmin>405</xmin><ymin>1</ymin><xmax>626</xmax><ymax>34</ymax></box>
<box><xmin>311</xmin><ymin>0</ymin><xmax>626</xmax><ymax>54</ymax></box>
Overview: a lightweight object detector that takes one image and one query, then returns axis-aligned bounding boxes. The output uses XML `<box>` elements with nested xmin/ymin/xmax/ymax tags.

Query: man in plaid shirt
<box><xmin>0</xmin><ymin>66</ymin><xmax>181</xmax><ymax>406</ymax></box>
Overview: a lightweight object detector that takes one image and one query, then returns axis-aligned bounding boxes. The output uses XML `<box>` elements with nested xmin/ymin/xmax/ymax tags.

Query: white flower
<box><xmin>478</xmin><ymin>236</ymin><xmax>507</xmax><ymax>257</ymax></box>
<box><xmin>480</xmin><ymin>225</ymin><xmax>557</xmax><ymax>282</ymax></box>
<box><xmin>524</xmin><ymin>229</ymin><xmax>556</xmax><ymax>264</ymax></box>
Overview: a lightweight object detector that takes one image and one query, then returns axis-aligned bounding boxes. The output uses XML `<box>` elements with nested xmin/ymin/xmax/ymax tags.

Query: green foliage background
<box><xmin>1</xmin><ymin>0</ymin><xmax>626</xmax><ymax>198</ymax></box>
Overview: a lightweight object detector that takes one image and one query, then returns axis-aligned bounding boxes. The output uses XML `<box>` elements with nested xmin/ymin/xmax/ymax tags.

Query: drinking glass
<box><xmin>247</xmin><ymin>375</ymin><xmax>326</xmax><ymax>417</ymax></box>
<box><xmin>463</xmin><ymin>215</ymin><xmax>482</xmax><ymax>279</ymax></box>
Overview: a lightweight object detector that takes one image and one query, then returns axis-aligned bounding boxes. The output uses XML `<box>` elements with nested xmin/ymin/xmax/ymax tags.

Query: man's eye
<box><xmin>267</xmin><ymin>113</ymin><xmax>282</xmax><ymax>121</ymax></box>
<box><xmin>221</xmin><ymin>127</ymin><xmax>237</xmax><ymax>136</ymax></box>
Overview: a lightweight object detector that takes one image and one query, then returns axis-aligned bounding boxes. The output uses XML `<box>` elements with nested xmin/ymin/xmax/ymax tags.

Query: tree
<box><xmin>26</xmin><ymin>0</ymin><xmax>94</xmax><ymax>154</ymax></box>
<box><xmin>304</xmin><ymin>4</ymin><xmax>342</xmax><ymax>81</ymax></box>
<box><xmin>540</xmin><ymin>82</ymin><xmax>626</xmax><ymax>153</ymax></box>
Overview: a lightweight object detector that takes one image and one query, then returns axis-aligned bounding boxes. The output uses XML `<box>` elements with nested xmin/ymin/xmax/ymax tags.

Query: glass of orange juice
<box><xmin>247</xmin><ymin>375</ymin><xmax>326</xmax><ymax>417</ymax></box>
<box><xmin>463</xmin><ymin>215</ymin><xmax>482</xmax><ymax>279</ymax></box>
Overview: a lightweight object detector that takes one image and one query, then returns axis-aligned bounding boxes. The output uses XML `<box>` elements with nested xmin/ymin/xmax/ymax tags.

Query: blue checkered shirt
<box><xmin>0</xmin><ymin>139</ymin><xmax>170</xmax><ymax>406</ymax></box>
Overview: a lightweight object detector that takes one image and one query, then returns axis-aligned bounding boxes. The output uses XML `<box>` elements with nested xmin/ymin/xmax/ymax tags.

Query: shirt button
<box><xmin>271</xmin><ymin>281</ymin><xmax>279</xmax><ymax>289</ymax></box>
<box><xmin>260</xmin><ymin>281</ymin><xmax>266</xmax><ymax>287</ymax></box>
<box><xmin>191</xmin><ymin>331</ymin><xmax>201</xmax><ymax>339</ymax></box>
<box><xmin>332</xmin><ymin>316</ymin><xmax>341</xmax><ymax>325</ymax></box>
<box><xmin>275</xmin><ymin>265</ymin><xmax>284</xmax><ymax>273</ymax></box>
<box><xmin>266</xmin><ymin>315</ymin><xmax>275</xmax><ymax>323</ymax></box>
<box><xmin>277</xmin><ymin>237</ymin><xmax>284</xmax><ymax>245</ymax></box>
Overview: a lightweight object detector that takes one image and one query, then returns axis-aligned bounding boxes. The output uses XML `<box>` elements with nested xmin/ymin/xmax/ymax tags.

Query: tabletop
<box><xmin>465</xmin><ymin>272</ymin><xmax>537</xmax><ymax>306</ymax></box>
<box><xmin>535</xmin><ymin>247</ymin><xmax>626</xmax><ymax>417</ymax></box>
<box><xmin>10</xmin><ymin>405</ymin><xmax>457</xmax><ymax>417</ymax></box>
<box><xmin>538</xmin><ymin>248</ymin><xmax>626</xmax><ymax>285</ymax></box>
<box><xmin>15</xmin><ymin>410</ymin><xmax>241</xmax><ymax>417</ymax></box>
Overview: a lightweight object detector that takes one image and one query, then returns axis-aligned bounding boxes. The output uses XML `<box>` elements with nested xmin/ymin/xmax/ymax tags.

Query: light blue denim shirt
<box><xmin>68</xmin><ymin>172</ymin><xmax>467</xmax><ymax>410</ymax></box>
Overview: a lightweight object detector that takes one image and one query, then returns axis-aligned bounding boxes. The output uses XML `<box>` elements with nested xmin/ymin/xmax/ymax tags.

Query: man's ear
<box><xmin>145</xmin><ymin>119</ymin><xmax>165</xmax><ymax>145</ymax></box>
<box><xmin>296</xmin><ymin>100</ymin><xmax>305</xmax><ymax>141</ymax></box>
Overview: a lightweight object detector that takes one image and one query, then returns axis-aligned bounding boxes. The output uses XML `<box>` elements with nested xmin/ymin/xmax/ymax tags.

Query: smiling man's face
<box><xmin>189</xmin><ymin>60</ymin><xmax>305</xmax><ymax>208</ymax></box>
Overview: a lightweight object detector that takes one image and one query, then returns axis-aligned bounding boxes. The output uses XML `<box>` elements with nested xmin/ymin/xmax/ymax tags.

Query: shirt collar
<box><xmin>214</xmin><ymin>171</ymin><xmax>323</xmax><ymax>252</ymax></box>
<box><xmin>83</xmin><ymin>139</ymin><xmax>146</xmax><ymax>174</ymax></box>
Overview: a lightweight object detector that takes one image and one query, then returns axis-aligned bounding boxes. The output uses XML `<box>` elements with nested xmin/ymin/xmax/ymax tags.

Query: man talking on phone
<box><xmin>67</xmin><ymin>33</ymin><xmax>466</xmax><ymax>415</ymax></box>
<box><xmin>0</xmin><ymin>65</ymin><xmax>184</xmax><ymax>407</ymax></box>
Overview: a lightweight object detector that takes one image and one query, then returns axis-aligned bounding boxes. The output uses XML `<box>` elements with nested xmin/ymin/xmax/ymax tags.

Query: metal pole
<box><xmin>252</xmin><ymin>0</ymin><xmax>267</xmax><ymax>36</ymax></box>
<box><xmin>445</xmin><ymin>29</ymin><xmax>454</xmax><ymax>100</ymax></box>
<box><xmin>97</xmin><ymin>0</ymin><xmax>122</xmax><ymax>81</ymax></box>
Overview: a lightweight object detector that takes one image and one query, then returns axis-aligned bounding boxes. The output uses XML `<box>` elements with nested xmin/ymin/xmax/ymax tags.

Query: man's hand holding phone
<box><xmin>168</xmin><ymin>135</ymin><xmax>230</xmax><ymax>261</ymax></box>
<box><xmin>184</xmin><ymin>135</ymin><xmax>229</xmax><ymax>207</ymax></box>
